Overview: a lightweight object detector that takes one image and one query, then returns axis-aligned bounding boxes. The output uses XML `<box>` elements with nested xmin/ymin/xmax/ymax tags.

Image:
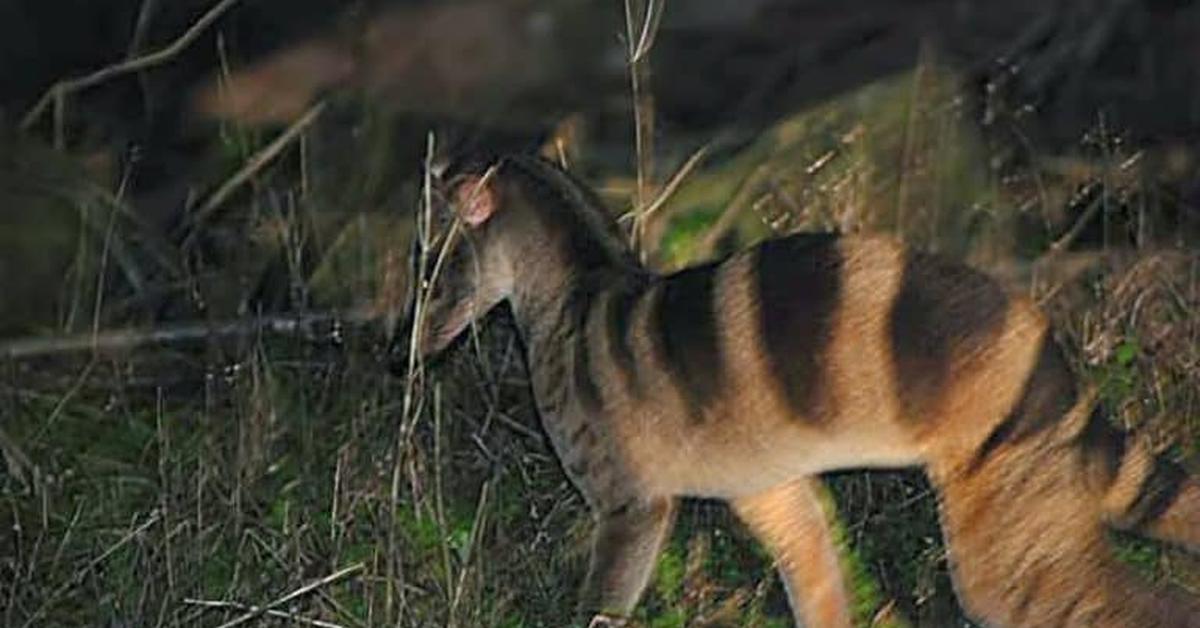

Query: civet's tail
<box><xmin>934</xmin><ymin>373</ymin><xmax>1200</xmax><ymax>627</ymax></box>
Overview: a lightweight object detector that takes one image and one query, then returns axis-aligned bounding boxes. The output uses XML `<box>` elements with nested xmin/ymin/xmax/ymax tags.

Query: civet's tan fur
<box><xmin>405</xmin><ymin>154</ymin><xmax>1200</xmax><ymax>627</ymax></box>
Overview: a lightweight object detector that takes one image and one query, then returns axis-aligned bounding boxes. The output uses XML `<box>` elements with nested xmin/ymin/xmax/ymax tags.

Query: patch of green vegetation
<box><xmin>823</xmin><ymin>489</ymin><xmax>892</xmax><ymax>627</ymax></box>
<box><xmin>653</xmin><ymin>540</ymin><xmax>686</xmax><ymax>603</ymax></box>
<box><xmin>654</xmin><ymin>57</ymin><xmax>1003</xmax><ymax>270</ymax></box>
<box><xmin>498</xmin><ymin>612</ymin><xmax>530</xmax><ymax>628</ymax></box>
<box><xmin>396</xmin><ymin>502</ymin><xmax>443</xmax><ymax>557</ymax></box>
<box><xmin>659</xmin><ymin>205</ymin><xmax>723</xmax><ymax>267</ymax></box>
<box><xmin>1096</xmin><ymin>336</ymin><xmax>1142</xmax><ymax>407</ymax></box>
<box><xmin>647</xmin><ymin>607</ymin><xmax>688</xmax><ymax>628</ymax></box>
<box><xmin>1111</xmin><ymin>530</ymin><xmax>1165</xmax><ymax>579</ymax></box>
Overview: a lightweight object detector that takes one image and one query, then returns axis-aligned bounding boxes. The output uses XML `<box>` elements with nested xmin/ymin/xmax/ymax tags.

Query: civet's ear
<box><xmin>452</xmin><ymin>174</ymin><xmax>499</xmax><ymax>227</ymax></box>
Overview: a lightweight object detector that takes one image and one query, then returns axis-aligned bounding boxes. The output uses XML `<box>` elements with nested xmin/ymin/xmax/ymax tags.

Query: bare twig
<box><xmin>184</xmin><ymin>598</ymin><xmax>350</xmax><ymax>628</ymax></box>
<box><xmin>0</xmin><ymin>307</ymin><xmax>374</xmax><ymax>360</ymax></box>
<box><xmin>623</xmin><ymin>0</ymin><xmax>662</xmax><ymax>253</ymax></box>
<box><xmin>494</xmin><ymin>410</ymin><xmax>544</xmax><ymax>443</ymax></box>
<box><xmin>630</xmin><ymin>0</ymin><xmax>666</xmax><ymax>63</ymax></box>
<box><xmin>32</xmin><ymin>360</ymin><xmax>96</xmax><ymax>444</ymax></box>
<box><xmin>188</xmin><ymin>100</ymin><xmax>327</xmax><ymax>235</ymax></box>
<box><xmin>448</xmin><ymin>478</ymin><xmax>492</xmax><ymax>620</ymax></box>
<box><xmin>126</xmin><ymin>0</ymin><xmax>161</xmax><ymax>58</ymax></box>
<box><xmin>431</xmin><ymin>387</ymin><xmax>455</xmax><ymax>615</ymax></box>
<box><xmin>1046</xmin><ymin>182</ymin><xmax>1104</xmax><ymax>257</ymax></box>
<box><xmin>20</xmin><ymin>0</ymin><xmax>243</xmax><ymax>132</ymax></box>
<box><xmin>213</xmin><ymin>563</ymin><xmax>365</xmax><ymax>628</ymax></box>
<box><xmin>0</xmin><ymin>426</ymin><xmax>34</xmax><ymax>486</ymax></box>
<box><xmin>627</xmin><ymin>143</ymin><xmax>710</xmax><ymax>255</ymax></box>
<box><xmin>386</xmin><ymin>131</ymin><xmax>439</xmax><ymax>621</ymax></box>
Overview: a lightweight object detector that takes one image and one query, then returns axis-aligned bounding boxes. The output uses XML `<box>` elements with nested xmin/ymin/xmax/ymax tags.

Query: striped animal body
<box><xmin>405</xmin><ymin>153</ymin><xmax>1200</xmax><ymax>627</ymax></box>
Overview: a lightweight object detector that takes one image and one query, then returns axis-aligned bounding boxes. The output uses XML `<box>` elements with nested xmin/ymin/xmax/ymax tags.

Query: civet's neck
<box><xmin>495</xmin><ymin>156</ymin><xmax>646</xmax><ymax>353</ymax></box>
<box><xmin>490</xmin><ymin>157</ymin><xmax>647</xmax><ymax>412</ymax></box>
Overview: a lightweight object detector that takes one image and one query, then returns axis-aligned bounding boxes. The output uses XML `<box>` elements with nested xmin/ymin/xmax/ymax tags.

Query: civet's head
<box><xmin>397</xmin><ymin>156</ymin><xmax>508</xmax><ymax>365</ymax></box>
<box><xmin>396</xmin><ymin>153</ymin><xmax>638</xmax><ymax>366</ymax></box>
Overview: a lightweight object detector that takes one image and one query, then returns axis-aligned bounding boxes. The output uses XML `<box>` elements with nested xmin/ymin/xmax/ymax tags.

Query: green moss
<box><xmin>647</xmin><ymin>607</ymin><xmax>687</xmax><ymax>628</ymax></box>
<box><xmin>653</xmin><ymin>542</ymin><xmax>686</xmax><ymax>603</ymax></box>
<box><xmin>1112</xmin><ymin>531</ymin><xmax>1163</xmax><ymax>579</ymax></box>
<box><xmin>396</xmin><ymin>505</ymin><xmax>444</xmax><ymax>558</ymax></box>
<box><xmin>654</xmin><ymin>58</ymin><xmax>1000</xmax><ymax>270</ymax></box>
<box><xmin>1095</xmin><ymin>336</ymin><xmax>1142</xmax><ymax>408</ymax></box>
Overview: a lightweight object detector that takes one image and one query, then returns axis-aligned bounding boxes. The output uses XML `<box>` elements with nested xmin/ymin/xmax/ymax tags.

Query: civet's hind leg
<box><xmin>579</xmin><ymin>497</ymin><xmax>677</xmax><ymax>624</ymax></box>
<box><xmin>1132</xmin><ymin>472</ymin><xmax>1200</xmax><ymax>550</ymax></box>
<box><xmin>732</xmin><ymin>477</ymin><xmax>853</xmax><ymax>628</ymax></box>
<box><xmin>933</xmin><ymin>388</ymin><xmax>1200</xmax><ymax>627</ymax></box>
<box><xmin>1099</xmin><ymin>433</ymin><xmax>1200</xmax><ymax>552</ymax></box>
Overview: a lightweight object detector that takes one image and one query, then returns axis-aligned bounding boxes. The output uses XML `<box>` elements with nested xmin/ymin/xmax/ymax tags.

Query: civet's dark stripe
<box><xmin>756</xmin><ymin>234</ymin><xmax>842</xmax><ymax>423</ymax></box>
<box><xmin>654</xmin><ymin>263</ymin><xmax>724</xmax><ymax>421</ymax></box>
<box><xmin>605</xmin><ymin>282</ymin><xmax>647</xmax><ymax>396</ymax></box>
<box><xmin>889</xmin><ymin>252</ymin><xmax>1008</xmax><ymax>422</ymax></box>
<box><xmin>570</xmin><ymin>287</ymin><xmax>606</xmax><ymax>413</ymax></box>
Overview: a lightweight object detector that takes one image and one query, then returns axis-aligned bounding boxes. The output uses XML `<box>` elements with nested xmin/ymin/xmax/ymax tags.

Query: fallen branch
<box><xmin>0</xmin><ymin>307</ymin><xmax>376</xmax><ymax>361</ymax></box>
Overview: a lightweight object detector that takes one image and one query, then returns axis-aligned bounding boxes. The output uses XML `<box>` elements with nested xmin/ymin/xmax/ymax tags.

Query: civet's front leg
<box><xmin>579</xmin><ymin>497</ymin><xmax>677</xmax><ymax>625</ymax></box>
<box><xmin>732</xmin><ymin>477</ymin><xmax>853</xmax><ymax>628</ymax></box>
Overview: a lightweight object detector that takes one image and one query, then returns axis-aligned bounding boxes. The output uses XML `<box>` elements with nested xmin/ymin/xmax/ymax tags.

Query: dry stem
<box><xmin>188</xmin><ymin>100</ymin><xmax>327</xmax><ymax>235</ymax></box>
